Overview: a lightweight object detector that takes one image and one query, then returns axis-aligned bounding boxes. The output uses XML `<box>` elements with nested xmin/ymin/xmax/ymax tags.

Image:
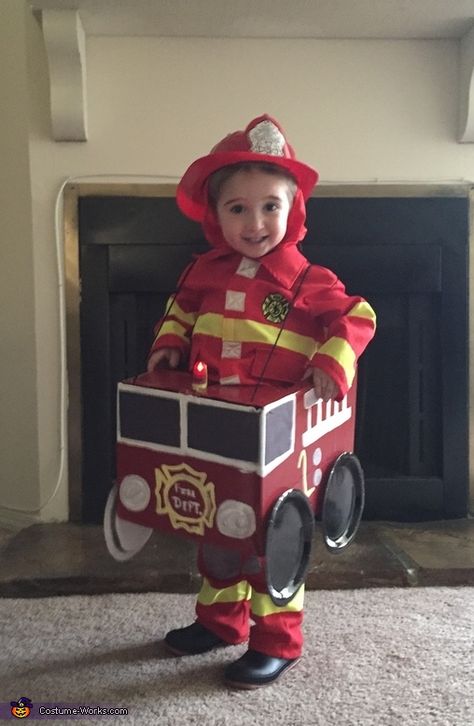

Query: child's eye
<box><xmin>264</xmin><ymin>202</ymin><xmax>279</xmax><ymax>212</ymax></box>
<box><xmin>229</xmin><ymin>204</ymin><xmax>244</xmax><ymax>214</ymax></box>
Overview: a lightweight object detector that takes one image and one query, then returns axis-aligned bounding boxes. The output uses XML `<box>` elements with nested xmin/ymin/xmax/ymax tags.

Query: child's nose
<box><xmin>245</xmin><ymin>210</ymin><xmax>264</xmax><ymax>232</ymax></box>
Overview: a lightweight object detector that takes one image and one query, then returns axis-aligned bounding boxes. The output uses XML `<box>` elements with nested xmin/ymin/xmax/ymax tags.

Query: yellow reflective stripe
<box><xmin>251</xmin><ymin>585</ymin><xmax>305</xmax><ymax>617</ymax></box>
<box><xmin>169</xmin><ymin>299</ymin><xmax>198</xmax><ymax>327</ymax></box>
<box><xmin>195</xmin><ymin>313</ymin><xmax>318</xmax><ymax>358</ymax></box>
<box><xmin>222</xmin><ymin>317</ymin><xmax>235</xmax><ymax>340</ymax></box>
<box><xmin>318</xmin><ymin>336</ymin><xmax>356</xmax><ymax>385</ymax></box>
<box><xmin>197</xmin><ymin>578</ymin><xmax>251</xmax><ymax>606</ymax></box>
<box><xmin>154</xmin><ymin>320</ymin><xmax>189</xmax><ymax>344</ymax></box>
<box><xmin>347</xmin><ymin>301</ymin><xmax>377</xmax><ymax>323</ymax></box>
<box><xmin>278</xmin><ymin>328</ymin><xmax>319</xmax><ymax>358</ymax></box>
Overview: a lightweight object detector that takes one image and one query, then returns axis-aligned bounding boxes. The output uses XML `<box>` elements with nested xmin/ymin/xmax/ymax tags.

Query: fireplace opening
<box><xmin>74</xmin><ymin>189</ymin><xmax>469</xmax><ymax>523</ymax></box>
<box><xmin>355</xmin><ymin>293</ymin><xmax>442</xmax><ymax>479</ymax></box>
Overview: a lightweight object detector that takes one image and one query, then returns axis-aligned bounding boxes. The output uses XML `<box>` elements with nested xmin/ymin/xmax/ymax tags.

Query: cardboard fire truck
<box><xmin>104</xmin><ymin>366</ymin><xmax>364</xmax><ymax>605</ymax></box>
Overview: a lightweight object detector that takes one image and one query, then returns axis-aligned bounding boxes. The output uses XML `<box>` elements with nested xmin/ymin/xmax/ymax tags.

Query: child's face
<box><xmin>215</xmin><ymin>168</ymin><xmax>292</xmax><ymax>258</ymax></box>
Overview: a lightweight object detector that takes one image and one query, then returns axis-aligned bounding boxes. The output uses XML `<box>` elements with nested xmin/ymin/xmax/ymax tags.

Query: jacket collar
<box><xmin>257</xmin><ymin>244</ymin><xmax>309</xmax><ymax>289</ymax></box>
<box><xmin>203</xmin><ymin>244</ymin><xmax>308</xmax><ymax>290</ymax></box>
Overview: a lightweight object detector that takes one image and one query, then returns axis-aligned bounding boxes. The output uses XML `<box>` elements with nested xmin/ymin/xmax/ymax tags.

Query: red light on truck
<box><xmin>192</xmin><ymin>360</ymin><xmax>208</xmax><ymax>392</ymax></box>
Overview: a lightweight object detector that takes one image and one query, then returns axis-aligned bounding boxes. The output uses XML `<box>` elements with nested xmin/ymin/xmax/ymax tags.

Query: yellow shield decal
<box><xmin>155</xmin><ymin>462</ymin><xmax>216</xmax><ymax>536</ymax></box>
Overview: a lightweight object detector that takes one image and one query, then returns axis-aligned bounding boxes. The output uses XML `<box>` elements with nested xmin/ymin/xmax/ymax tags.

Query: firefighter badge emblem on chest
<box><xmin>262</xmin><ymin>293</ymin><xmax>290</xmax><ymax>323</ymax></box>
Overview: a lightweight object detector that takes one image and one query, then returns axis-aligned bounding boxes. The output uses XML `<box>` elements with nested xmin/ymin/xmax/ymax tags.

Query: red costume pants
<box><xmin>195</xmin><ymin>545</ymin><xmax>304</xmax><ymax>659</ymax></box>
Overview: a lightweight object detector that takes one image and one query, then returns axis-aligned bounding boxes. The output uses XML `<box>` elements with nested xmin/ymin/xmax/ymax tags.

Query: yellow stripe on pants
<box><xmin>250</xmin><ymin>585</ymin><xmax>305</xmax><ymax>617</ymax></box>
<box><xmin>197</xmin><ymin>578</ymin><xmax>251</xmax><ymax>606</ymax></box>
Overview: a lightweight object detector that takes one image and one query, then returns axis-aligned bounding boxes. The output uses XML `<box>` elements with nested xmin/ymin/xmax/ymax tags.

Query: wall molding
<box><xmin>39</xmin><ymin>9</ymin><xmax>474</xmax><ymax>145</ymax></box>
<box><xmin>459</xmin><ymin>24</ymin><xmax>474</xmax><ymax>143</ymax></box>
<box><xmin>41</xmin><ymin>9</ymin><xmax>88</xmax><ymax>142</ymax></box>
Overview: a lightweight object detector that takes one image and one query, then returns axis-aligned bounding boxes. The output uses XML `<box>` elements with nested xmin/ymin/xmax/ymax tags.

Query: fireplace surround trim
<box><xmin>64</xmin><ymin>182</ymin><xmax>474</xmax><ymax>522</ymax></box>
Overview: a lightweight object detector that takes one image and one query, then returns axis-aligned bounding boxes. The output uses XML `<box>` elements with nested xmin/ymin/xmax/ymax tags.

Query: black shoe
<box><xmin>164</xmin><ymin>622</ymin><xmax>227</xmax><ymax>656</ymax></box>
<box><xmin>224</xmin><ymin>648</ymin><xmax>300</xmax><ymax>689</ymax></box>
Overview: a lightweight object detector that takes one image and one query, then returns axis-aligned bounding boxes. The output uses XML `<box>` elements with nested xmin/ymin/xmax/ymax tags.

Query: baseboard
<box><xmin>0</xmin><ymin>507</ymin><xmax>41</xmax><ymax>531</ymax></box>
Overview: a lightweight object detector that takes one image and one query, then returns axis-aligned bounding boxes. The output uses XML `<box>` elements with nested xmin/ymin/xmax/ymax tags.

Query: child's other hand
<box><xmin>312</xmin><ymin>368</ymin><xmax>339</xmax><ymax>402</ymax></box>
<box><xmin>147</xmin><ymin>348</ymin><xmax>181</xmax><ymax>372</ymax></box>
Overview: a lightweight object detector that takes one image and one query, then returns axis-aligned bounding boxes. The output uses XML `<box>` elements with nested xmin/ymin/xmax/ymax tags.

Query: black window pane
<box><xmin>265</xmin><ymin>401</ymin><xmax>294</xmax><ymax>465</ymax></box>
<box><xmin>188</xmin><ymin>404</ymin><xmax>259</xmax><ymax>462</ymax></box>
<box><xmin>119</xmin><ymin>391</ymin><xmax>180</xmax><ymax>447</ymax></box>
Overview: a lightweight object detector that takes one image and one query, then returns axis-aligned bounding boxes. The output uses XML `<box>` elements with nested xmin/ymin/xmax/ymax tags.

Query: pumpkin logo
<box><xmin>10</xmin><ymin>697</ymin><xmax>33</xmax><ymax>719</ymax></box>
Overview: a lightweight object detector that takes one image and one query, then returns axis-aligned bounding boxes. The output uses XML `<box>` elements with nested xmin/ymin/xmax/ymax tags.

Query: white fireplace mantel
<box><xmin>38</xmin><ymin>7</ymin><xmax>474</xmax><ymax>143</ymax></box>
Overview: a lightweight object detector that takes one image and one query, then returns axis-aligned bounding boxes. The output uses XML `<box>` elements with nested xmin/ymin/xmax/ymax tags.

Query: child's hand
<box><xmin>312</xmin><ymin>367</ymin><xmax>339</xmax><ymax>402</ymax></box>
<box><xmin>147</xmin><ymin>348</ymin><xmax>181</xmax><ymax>372</ymax></box>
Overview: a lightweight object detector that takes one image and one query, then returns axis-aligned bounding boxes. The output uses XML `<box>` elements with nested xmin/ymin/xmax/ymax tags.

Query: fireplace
<box><xmin>69</xmin><ymin>185</ymin><xmax>470</xmax><ymax>524</ymax></box>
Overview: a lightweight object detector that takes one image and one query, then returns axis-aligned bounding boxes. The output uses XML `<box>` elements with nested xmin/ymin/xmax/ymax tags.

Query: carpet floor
<box><xmin>0</xmin><ymin>587</ymin><xmax>472</xmax><ymax>725</ymax></box>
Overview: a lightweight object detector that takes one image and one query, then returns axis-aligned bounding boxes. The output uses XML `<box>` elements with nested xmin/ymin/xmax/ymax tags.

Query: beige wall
<box><xmin>86</xmin><ymin>36</ymin><xmax>474</xmax><ymax>182</ymax></box>
<box><xmin>0</xmin><ymin>1</ymin><xmax>40</xmax><ymax>524</ymax></box>
<box><xmin>1</xmin><ymin>5</ymin><xmax>473</xmax><ymax>524</ymax></box>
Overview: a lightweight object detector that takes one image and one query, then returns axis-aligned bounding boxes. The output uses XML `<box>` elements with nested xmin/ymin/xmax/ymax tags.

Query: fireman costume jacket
<box><xmin>149</xmin><ymin>115</ymin><xmax>376</xmax><ymax>659</ymax></box>
<box><xmin>149</xmin><ymin>243</ymin><xmax>375</xmax><ymax>399</ymax></box>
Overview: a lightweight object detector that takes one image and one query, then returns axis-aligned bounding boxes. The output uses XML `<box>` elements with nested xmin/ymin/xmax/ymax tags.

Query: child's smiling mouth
<box><xmin>243</xmin><ymin>236</ymin><xmax>268</xmax><ymax>244</ymax></box>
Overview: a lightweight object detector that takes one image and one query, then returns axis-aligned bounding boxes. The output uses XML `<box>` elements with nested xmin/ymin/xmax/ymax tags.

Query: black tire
<box><xmin>265</xmin><ymin>489</ymin><xmax>314</xmax><ymax>606</ymax></box>
<box><xmin>321</xmin><ymin>452</ymin><xmax>365</xmax><ymax>552</ymax></box>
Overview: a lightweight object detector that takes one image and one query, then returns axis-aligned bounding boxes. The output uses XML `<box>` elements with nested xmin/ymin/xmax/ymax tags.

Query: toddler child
<box><xmin>147</xmin><ymin>114</ymin><xmax>376</xmax><ymax>689</ymax></box>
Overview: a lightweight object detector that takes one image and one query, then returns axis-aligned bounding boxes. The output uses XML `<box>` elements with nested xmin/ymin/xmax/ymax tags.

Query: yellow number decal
<box><xmin>297</xmin><ymin>449</ymin><xmax>315</xmax><ymax>498</ymax></box>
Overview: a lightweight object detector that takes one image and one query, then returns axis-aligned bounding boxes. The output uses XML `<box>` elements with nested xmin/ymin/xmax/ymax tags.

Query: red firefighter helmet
<box><xmin>176</xmin><ymin>114</ymin><xmax>319</xmax><ymax>222</ymax></box>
